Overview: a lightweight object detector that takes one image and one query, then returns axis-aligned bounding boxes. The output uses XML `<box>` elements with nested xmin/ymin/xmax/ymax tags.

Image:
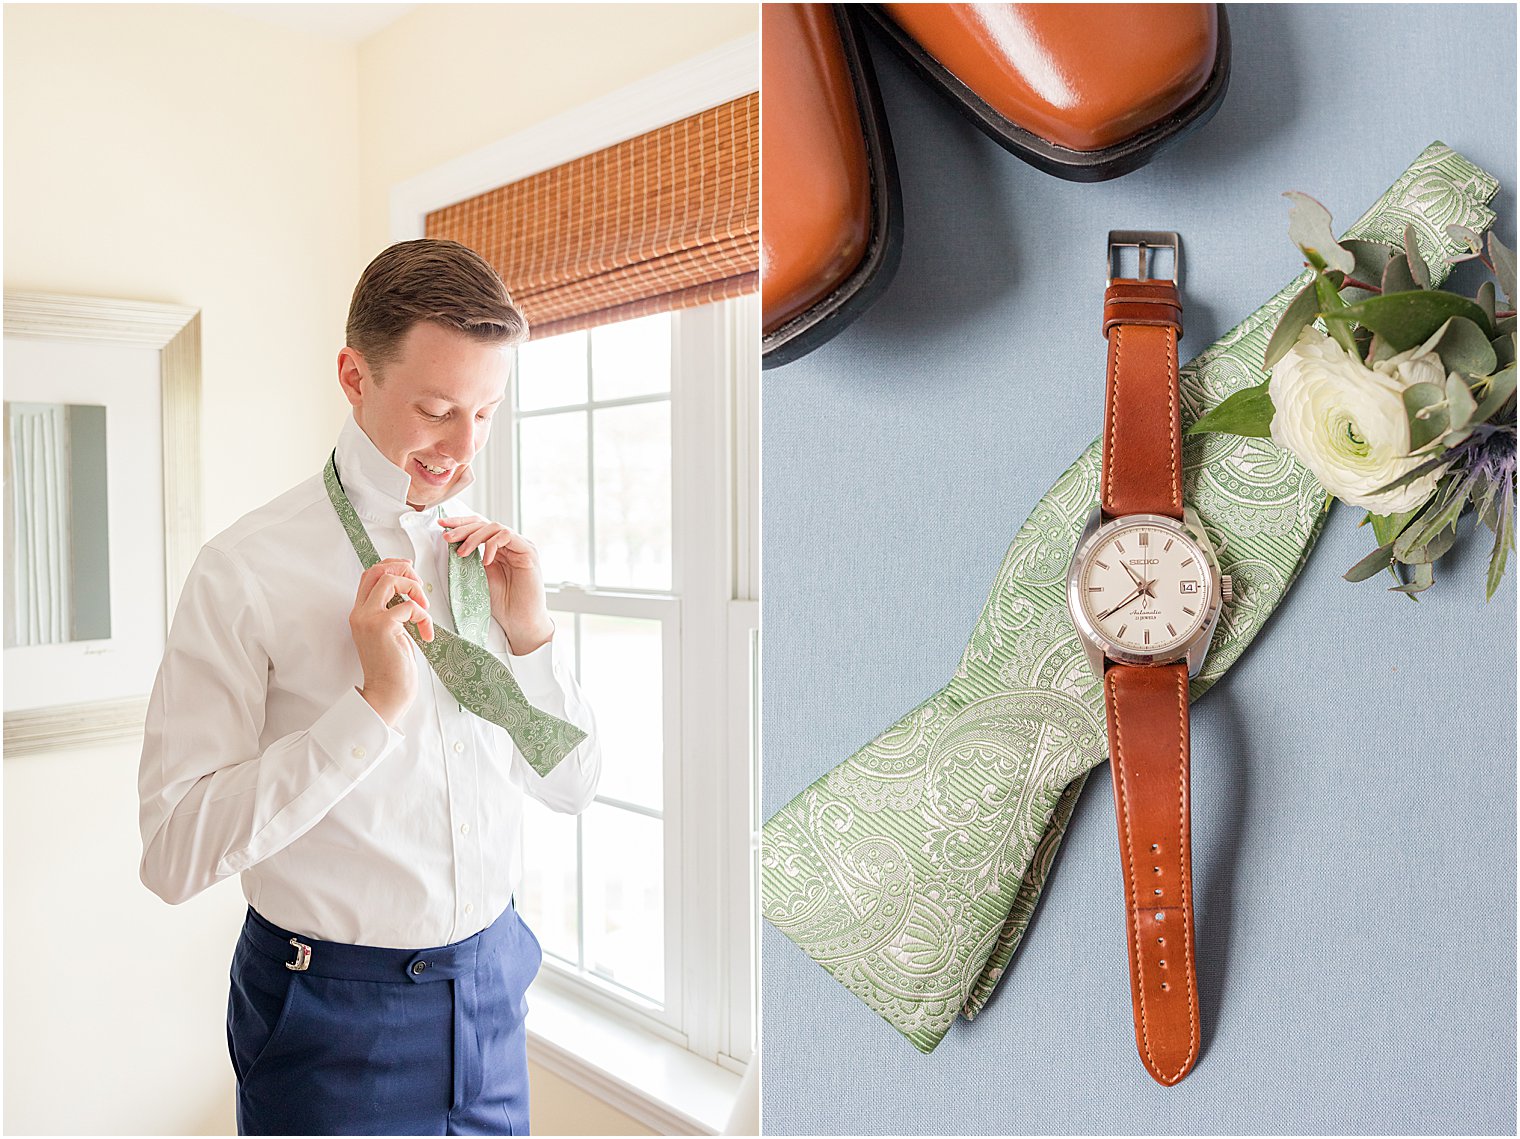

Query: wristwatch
<box><xmin>1065</xmin><ymin>231</ymin><xmax>1229</xmax><ymax>1086</ymax></box>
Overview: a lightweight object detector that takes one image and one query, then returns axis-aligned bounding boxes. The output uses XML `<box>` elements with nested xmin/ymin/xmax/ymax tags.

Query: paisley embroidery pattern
<box><xmin>323</xmin><ymin>453</ymin><xmax>586</xmax><ymax>776</ymax></box>
<box><xmin>443</xmin><ymin>504</ymin><xmax>493</xmax><ymax>648</ymax></box>
<box><xmin>760</xmin><ymin>145</ymin><xmax>1499</xmax><ymax>1053</ymax></box>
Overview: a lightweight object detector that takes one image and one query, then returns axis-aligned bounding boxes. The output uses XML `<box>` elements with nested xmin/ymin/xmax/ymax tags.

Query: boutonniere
<box><xmin>1190</xmin><ymin>193</ymin><xmax>1516</xmax><ymax>599</ymax></box>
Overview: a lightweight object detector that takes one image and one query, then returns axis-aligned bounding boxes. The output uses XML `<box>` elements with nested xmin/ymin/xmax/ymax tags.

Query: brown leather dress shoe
<box><xmin>863</xmin><ymin>3</ymin><xmax>1231</xmax><ymax>181</ymax></box>
<box><xmin>762</xmin><ymin>4</ymin><xmax>903</xmax><ymax>368</ymax></box>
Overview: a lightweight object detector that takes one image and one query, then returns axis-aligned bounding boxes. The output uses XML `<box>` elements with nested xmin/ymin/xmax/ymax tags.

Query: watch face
<box><xmin>1076</xmin><ymin>519</ymin><xmax>1213</xmax><ymax>657</ymax></box>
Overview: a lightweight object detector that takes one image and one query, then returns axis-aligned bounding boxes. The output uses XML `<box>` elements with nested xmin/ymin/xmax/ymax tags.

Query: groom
<box><xmin>137</xmin><ymin>239</ymin><xmax>600</xmax><ymax>1135</ymax></box>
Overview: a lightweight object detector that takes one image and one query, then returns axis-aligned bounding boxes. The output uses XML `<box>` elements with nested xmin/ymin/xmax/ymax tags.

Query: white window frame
<box><xmin>494</xmin><ymin>298</ymin><xmax>756</xmax><ymax>1068</ymax></box>
<box><xmin>526</xmin><ymin>588</ymin><xmax>683</xmax><ymax>1028</ymax></box>
<box><xmin>510</xmin><ymin>321</ymin><xmax>684</xmax><ymax>1027</ymax></box>
<box><xmin>388</xmin><ymin>35</ymin><xmax>760</xmax><ymax>1125</ymax></box>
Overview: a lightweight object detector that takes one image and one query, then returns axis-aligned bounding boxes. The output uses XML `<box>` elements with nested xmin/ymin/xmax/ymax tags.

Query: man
<box><xmin>137</xmin><ymin>239</ymin><xmax>600</xmax><ymax>1135</ymax></box>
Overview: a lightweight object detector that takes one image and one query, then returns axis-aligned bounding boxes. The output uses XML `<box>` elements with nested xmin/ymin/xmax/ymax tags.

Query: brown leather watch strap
<box><xmin>1104</xmin><ymin>661</ymin><xmax>1200</xmax><ymax>1086</ymax></box>
<box><xmin>1101</xmin><ymin>278</ymin><xmax>1183</xmax><ymax>519</ymax></box>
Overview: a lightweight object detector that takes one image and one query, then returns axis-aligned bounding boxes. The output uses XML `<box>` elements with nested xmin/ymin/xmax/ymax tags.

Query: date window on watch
<box><xmin>1179</xmin><ymin>581</ymin><xmax>1200</xmax><ymax>595</ymax></box>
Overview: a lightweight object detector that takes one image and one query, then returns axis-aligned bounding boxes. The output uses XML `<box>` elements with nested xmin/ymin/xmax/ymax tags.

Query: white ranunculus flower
<box><xmin>1268</xmin><ymin>326</ymin><xmax>1446</xmax><ymax>514</ymax></box>
<box><xmin>1378</xmin><ymin>340</ymin><xmax>1448</xmax><ymax>390</ymax></box>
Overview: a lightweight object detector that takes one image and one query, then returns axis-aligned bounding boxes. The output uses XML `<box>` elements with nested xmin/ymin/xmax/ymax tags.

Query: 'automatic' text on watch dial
<box><xmin>1079</xmin><ymin>524</ymin><xmax>1210</xmax><ymax>655</ymax></box>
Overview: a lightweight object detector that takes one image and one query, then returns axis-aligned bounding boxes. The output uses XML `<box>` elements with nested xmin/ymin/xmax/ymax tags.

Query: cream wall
<box><xmin>3</xmin><ymin>3</ymin><xmax>752</xmax><ymax>1135</ymax></box>
<box><xmin>355</xmin><ymin>2</ymin><xmax>759</xmax><ymax>255</ymax></box>
<box><xmin>3</xmin><ymin>2</ymin><xmax>361</xmax><ymax>537</ymax></box>
<box><xmin>4</xmin><ymin>6</ymin><xmax>359</xmax><ymax>1134</ymax></box>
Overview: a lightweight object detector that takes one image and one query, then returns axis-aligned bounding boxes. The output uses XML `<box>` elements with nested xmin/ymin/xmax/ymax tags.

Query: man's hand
<box><xmin>438</xmin><ymin>516</ymin><xmax>555</xmax><ymax>654</ymax></box>
<box><xmin>350</xmin><ymin>557</ymin><xmax>433</xmax><ymax>725</ymax></box>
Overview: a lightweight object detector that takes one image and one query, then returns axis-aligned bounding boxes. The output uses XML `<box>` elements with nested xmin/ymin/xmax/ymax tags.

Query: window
<box><xmin>483</xmin><ymin>296</ymin><xmax>758</xmax><ymax>1067</ymax></box>
<box><xmin>514</xmin><ymin>312</ymin><xmax>676</xmax><ymax>1009</ymax></box>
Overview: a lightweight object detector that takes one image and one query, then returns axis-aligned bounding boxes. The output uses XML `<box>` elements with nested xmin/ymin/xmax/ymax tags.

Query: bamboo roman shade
<box><xmin>426</xmin><ymin>93</ymin><xmax>758</xmax><ymax>339</ymax></box>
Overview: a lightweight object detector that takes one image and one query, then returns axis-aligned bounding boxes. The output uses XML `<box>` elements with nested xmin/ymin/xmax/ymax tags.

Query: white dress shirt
<box><xmin>138</xmin><ymin>414</ymin><xmax>600</xmax><ymax>948</ymax></box>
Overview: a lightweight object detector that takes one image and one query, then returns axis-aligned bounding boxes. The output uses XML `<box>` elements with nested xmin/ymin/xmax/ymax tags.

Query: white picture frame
<box><xmin>3</xmin><ymin>293</ymin><xmax>201</xmax><ymax>756</ymax></box>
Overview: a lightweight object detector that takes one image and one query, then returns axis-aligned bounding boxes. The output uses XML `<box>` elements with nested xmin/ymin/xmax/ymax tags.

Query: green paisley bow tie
<box><xmin>760</xmin><ymin>142</ymin><xmax>1499</xmax><ymax>1054</ymax></box>
<box><xmin>324</xmin><ymin>451</ymin><xmax>586</xmax><ymax>776</ymax></box>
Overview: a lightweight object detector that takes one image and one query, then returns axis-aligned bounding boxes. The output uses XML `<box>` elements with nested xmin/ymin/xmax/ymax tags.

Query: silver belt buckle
<box><xmin>285</xmin><ymin>937</ymin><xmax>312</xmax><ymax>972</ymax></box>
<box><xmin>1107</xmin><ymin>230</ymin><xmax>1182</xmax><ymax>287</ymax></box>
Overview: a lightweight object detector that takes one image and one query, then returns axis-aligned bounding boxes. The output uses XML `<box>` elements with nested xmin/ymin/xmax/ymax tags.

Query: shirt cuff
<box><xmin>495</xmin><ymin>631</ymin><xmax>570</xmax><ymax>709</ymax></box>
<box><xmin>314</xmin><ymin>686</ymin><xmax>405</xmax><ymax>780</ymax></box>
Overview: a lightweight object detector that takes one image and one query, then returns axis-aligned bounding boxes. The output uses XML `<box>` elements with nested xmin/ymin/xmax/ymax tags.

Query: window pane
<box><xmin>592</xmin><ymin>402</ymin><xmax>671</xmax><ymax>589</ymax></box>
<box><xmin>518</xmin><ymin>411</ymin><xmax>589</xmax><ymax>585</ymax></box>
<box><xmin>582</xmin><ymin>803</ymin><xmax>664</xmax><ymax>1002</ymax></box>
<box><xmin>518</xmin><ymin>798</ymin><xmax>580</xmax><ymax>966</ymax></box>
<box><xmin>516</xmin><ymin>330</ymin><xmax>587</xmax><ymax>411</ymax></box>
<box><xmin>580</xmin><ymin>614</ymin><xmax>662</xmax><ymax>812</ymax></box>
<box><xmin>590</xmin><ymin>312</ymin><xmax>670</xmax><ymax>400</ymax></box>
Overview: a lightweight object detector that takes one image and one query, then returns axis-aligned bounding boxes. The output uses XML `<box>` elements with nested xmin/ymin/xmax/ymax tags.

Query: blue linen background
<box><xmin>759</xmin><ymin>4</ymin><xmax>1517</xmax><ymax>1134</ymax></box>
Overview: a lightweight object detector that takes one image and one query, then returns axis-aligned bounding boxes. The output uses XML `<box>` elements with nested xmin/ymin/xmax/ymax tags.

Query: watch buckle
<box><xmin>1107</xmin><ymin>230</ymin><xmax>1181</xmax><ymax>288</ymax></box>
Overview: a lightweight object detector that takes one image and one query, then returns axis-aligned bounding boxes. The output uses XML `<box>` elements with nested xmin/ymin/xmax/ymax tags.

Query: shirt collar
<box><xmin>334</xmin><ymin>413</ymin><xmax>475</xmax><ymax>522</ymax></box>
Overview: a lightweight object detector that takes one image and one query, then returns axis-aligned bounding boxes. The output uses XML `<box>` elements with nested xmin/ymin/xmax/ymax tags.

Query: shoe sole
<box><xmin>762</xmin><ymin>4</ymin><xmax>906</xmax><ymax>370</ymax></box>
<box><xmin>860</xmin><ymin>3</ymin><xmax>1233</xmax><ymax>184</ymax></box>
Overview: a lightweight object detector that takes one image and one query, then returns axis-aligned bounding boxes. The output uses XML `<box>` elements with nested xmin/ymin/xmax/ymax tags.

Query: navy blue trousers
<box><xmin>227</xmin><ymin>902</ymin><xmax>542</xmax><ymax>1135</ymax></box>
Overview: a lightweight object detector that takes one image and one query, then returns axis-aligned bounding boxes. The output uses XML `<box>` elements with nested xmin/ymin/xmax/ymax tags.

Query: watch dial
<box><xmin>1079</xmin><ymin>523</ymin><xmax>1211</xmax><ymax>655</ymax></box>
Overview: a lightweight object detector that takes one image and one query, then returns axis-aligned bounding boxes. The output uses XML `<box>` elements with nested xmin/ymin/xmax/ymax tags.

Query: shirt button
<box><xmin>351</xmin><ymin>746</ymin><xmax>366</xmax><ymax>759</ymax></box>
<box><xmin>425</xmin><ymin>582</ymin><xmax>435</xmax><ymax>593</ymax></box>
<box><xmin>411</xmin><ymin>960</ymin><xmax>428</xmax><ymax>975</ymax></box>
<box><xmin>453</xmin><ymin>741</ymin><xmax>465</xmax><ymax>753</ymax></box>
<box><xmin>464</xmin><ymin>903</ymin><xmax>474</xmax><ymax>915</ymax></box>
<box><xmin>460</xmin><ymin>822</ymin><xmax>471</xmax><ymax>835</ymax></box>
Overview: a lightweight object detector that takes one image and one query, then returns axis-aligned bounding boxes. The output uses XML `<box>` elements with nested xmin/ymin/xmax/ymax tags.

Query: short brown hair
<box><xmin>346</xmin><ymin>238</ymin><xmax>528</xmax><ymax>376</ymax></box>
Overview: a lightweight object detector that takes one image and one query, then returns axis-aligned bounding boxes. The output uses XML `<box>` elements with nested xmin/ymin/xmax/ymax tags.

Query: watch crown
<box><xmin>1221</xmin><ymin>574</ymin><xmax>1234</xmax><ymax>606</ymax></box>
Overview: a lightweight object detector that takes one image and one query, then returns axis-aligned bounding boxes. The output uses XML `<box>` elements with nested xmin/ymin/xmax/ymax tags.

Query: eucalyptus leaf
<box><xmin>1427</xmin><ymin>315</ymin><xmax>1498</xmax><ymax>378</ymax></box>
<box><xmin>1446</xmin><ymin>224</ymin><xmax>1484</xmax><ymax>256</ymax></box>
<box><xmin>1382</xmin><ymin>253</ymin><xmax>1417</xmax><ymax>296</ymax></box>
<box><xmin>1263</xmin><ymin>281</ymin><xmax>1320</xmax><ymax>369</ymax></box>
<box><xmin>1487</xmin><ymin>491</ymin><xmax>1513</xmax><ymax>601</ymax></box>
<box><xmin>1442</xmin><ymin>425</ymin><xmax>1474</xmax><ymax>449</ymax></box>
<box><xmin>1394</xmin><ymin>474</ymin><xmax>1469</xmax><ymax>560</ymax></box>
<box><xmin>1494</xmin><ymin>333</ymin><xmax>1516</xmax><ymax>370</ymax></box>
<box><xmin>1327</xmin><ymin>290</ymin><xmax>1494</xmax><ymax>351</ymax></box>
<box><xmin>1368</xmin><ymin>334</ymin><xmax>1400</xmax><ymax>366</ymax></box>
<box><xmin>1397</xmin><ymin>520</ymin><xmax>1460</xmax><ymax>566</ymax></box>
<box><xmin>1186</xmin><ymin>381</ymin><xmax>1275</xmax><ymax>437</ymax></box>
<box><xmin>1342</xmin><ymin>238</ymin><xmax>1393</xmax><ymax>288</ymax></box>
<box><xmin>1392</xmin><ymin>499</ymin><xmax>1448</xmax><ymax>563</ymax></box>
<box><xmin>1477</xmin><ymin>280</ymin><xmax>1497</xmax><ymax>324</ymax></box>
<box><xmin>1490</xmin><ymin>232</ymin><xmax>1516</xmax><ymax>308</ymax></box>
<box><xmin>1343</xmin><ymin>541</ymin><xmax>1395</xmax><ymax>582</ymax></box>
<box><xmin>1403</xmin><ymin>382</ymin><xmax>1449</xmax><ymax>452</ymax></box>
<box><xmin>1403</xmin><ymin>223</ymin><xmax>1431</xmax><ymax>289</ymax></box>
<box><xmin>1369</xmin><ymin>508</ymin><xmax>1421</xmax><ymax>546</ymax></box>
<box><xmin>1445</xmin><ymin>373</ymin><xmax>1477</xmax><ymax>431</ymax></box>
<box><xmin>1473</xmin><ymin>364</ymin><xmax>1516</xmax><ymax>424</ymax></box>
<box><xmin>1316</xmin><ymin>273</ymin><xmax>1358</xmax><ymax>353</ymax></box>
<box><xmin>1390</xmin><ymin>559</ymin><xmax>1435</xmax><ymax>598</ymax></box>
<box><xmin>1285</xmin><ymin>192</ymin><xmax>1354</xmax><ymax>274</ymax></box>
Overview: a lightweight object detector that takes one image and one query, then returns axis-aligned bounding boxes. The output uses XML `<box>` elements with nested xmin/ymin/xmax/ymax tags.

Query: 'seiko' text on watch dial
<box><xmin>1079</xmin><ymin>524</ymin><xmax>1210</xmax><ymax>654</ymax></box>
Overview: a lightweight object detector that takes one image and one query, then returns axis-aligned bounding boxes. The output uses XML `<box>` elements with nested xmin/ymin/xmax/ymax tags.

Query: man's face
<box><xmin>339</xmin><ymin>321</ymin><xmax>511</xmax><ymax>510</ymax></box>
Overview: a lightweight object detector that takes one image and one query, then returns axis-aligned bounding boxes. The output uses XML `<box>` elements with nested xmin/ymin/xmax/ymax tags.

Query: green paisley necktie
<box><xmin>324</xmin><ymin>451</ymin><xmax>587</xmax><ymax>776</ymax></box>
<box><xmin>760</xmin><ymin>143</ymin><xmax>1499</xmax><ymax>1054</ymax></box>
